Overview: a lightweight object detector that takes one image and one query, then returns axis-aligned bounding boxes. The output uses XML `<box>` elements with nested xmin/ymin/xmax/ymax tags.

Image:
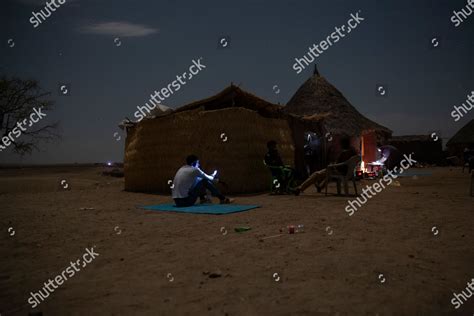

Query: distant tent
<box><xmin>446</xmin><ymin>119</ymin><xmax>474</xmax><ymax>156</ymax></box>
<box><xmin>123</xmin><ymin>85</ymin><xmax>325</xmax><ymax>194</ymax></box>
<box><xmin>285</xmin><ymin>66</ymin><xmax>392</xmax><ymax>166</ymax></box>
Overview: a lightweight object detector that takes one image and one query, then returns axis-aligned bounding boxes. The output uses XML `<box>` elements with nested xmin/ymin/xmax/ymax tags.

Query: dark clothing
<box><xmin>336</xmin><ymin>147</ymin><xmax>358</xmax><ymax>175</ymax></box>
<box><xmin>380</xmin><ymin>145</ymin><xmax>402</xmax><ymax>171</ymax></box>
<box><xmin>264</xmin><ymin>149</ymin><xmax>284</xmax><ymax>167</ymax></box>
<box><xmin>464</xmin><ymin>150</ymin><xmax>473</xmax><ymax>164</ymax></box>
<box><xmin>174</xmin><ymin>178</ymin><xmax>225</xmax><ymax>207</ymax></box>
<box><xmin>264</xmin><ymin>148</ymin><xmax>296</xmax><ymax>193</ymax></box>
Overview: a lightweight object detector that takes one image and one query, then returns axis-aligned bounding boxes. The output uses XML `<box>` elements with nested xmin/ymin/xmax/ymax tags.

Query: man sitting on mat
<box><xmin>172</xmin><ymin>154</ymin><xmax>233</xmax><ymax>207</ymax></box>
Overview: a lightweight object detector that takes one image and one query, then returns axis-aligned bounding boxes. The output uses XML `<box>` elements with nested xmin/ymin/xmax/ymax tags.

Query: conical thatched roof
<box><xmin>447</xmin><ymin>119</ymin><xmax>474</xmax><ymax>146</ymax></box>
<box><xmin>285</xmin><ymin>72</ymin><xmax>391</xmax><ymax>136</ymax></box>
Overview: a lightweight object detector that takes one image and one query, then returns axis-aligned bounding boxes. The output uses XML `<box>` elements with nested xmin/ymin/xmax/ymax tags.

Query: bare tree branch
<box><xmin>0</xmin><ymin>76</ymin><xmax>60</xmax><ymax>155</ymax></box>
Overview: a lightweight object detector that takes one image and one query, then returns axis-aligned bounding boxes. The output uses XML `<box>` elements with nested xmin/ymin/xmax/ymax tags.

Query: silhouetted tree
<box><xmin>0</xmin><ymin>76</ymin><xmax>59</xmax><ymax>155</ymax></box>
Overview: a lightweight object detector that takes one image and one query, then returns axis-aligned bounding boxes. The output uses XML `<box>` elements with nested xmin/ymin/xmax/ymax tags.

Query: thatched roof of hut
<box><xmin>285</xmin><ymin>67</ymin><xmax>392</xmax><ymax>136</ymax></box>
<box><xmin>175</xmin><ymin>84</ymin><xmax>287</xmax><ymax>118</ymax></box>
<box><xmin>149</xmin><ymin>103</ymin><xmax>173</xmax><ymax>117</ymax></box>
<box><xmin>446</xmin><ymin>119</ymin><xmax>474</xmax><ymax>147</ymax></box>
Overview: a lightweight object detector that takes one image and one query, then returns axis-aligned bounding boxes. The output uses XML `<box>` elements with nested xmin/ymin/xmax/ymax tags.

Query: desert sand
<box><xmin>0</xmin><ymin>166</ymin><xmax>473</xmax><ymax>315</ymax></box>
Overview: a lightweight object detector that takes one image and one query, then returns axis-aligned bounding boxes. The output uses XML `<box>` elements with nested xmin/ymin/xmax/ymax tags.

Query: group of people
<box><xmin>170</xmin><ymin>137</ymin><xmax>359</xmax><ymax>207</ymax></box>
<box><xmin>265</xmin><ymin>137</ymin><xmax>357</xmax><ymax>195</ymax></box>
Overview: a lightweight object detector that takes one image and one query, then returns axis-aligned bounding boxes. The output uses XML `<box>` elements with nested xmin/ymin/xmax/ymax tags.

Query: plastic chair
<box><xmin>325</xmin><ymin>155</ymin><xmax>360</xmax><ymax>196</ymax></box>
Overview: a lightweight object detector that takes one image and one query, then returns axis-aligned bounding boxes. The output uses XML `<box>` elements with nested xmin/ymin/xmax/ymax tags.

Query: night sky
<box><xmin>1</xmin><ymin>0</ymin><xmax>473</xmax><ymax>164</ymax></box>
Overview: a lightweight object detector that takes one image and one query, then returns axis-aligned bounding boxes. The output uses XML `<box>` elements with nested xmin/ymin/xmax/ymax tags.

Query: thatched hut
<box><xmin>285</xmin><ymin>66</ymin><xmax>392</xmax><ymax>166</ymax></box>
<box><xmin>446</xmin><ymin>119</ymin><xmax>474</xmax><ymax>156</ymax></box>
<box><xmin>124</xmin><ymin>85</ymin><xmax>325</xmax><ymax>194</ymax></box>
<box><xmin>388</xmin><ymin>135</ymin><xmax>443</xmax><ymax>164</ymax></box>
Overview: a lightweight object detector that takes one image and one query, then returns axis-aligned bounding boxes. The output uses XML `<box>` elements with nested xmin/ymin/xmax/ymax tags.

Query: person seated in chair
<box><xmin>264</xmin><ymin>140</ymin><xmax>295</xmax><ymax>193</ymax></box>
<box><xmin>172</xmin><ymin>155</ymin><xmax>233</xmax><ymax>207</ymax></box>
<box><xmin>294</xmin><ymin>136</ymin><xmax>357</xmax><ymax>195</ymax></box>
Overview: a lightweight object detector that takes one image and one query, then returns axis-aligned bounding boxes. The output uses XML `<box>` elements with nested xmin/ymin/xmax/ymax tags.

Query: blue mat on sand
<box><xmin>141</xmin><ymin>204</ymin><xmax>260</xmax><ymax>215</ymax></box>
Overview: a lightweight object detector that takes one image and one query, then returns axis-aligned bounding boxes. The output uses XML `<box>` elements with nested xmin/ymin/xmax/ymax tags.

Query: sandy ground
<box><xmin>0</xmin><ymin>166</ymin><xmax>473</xmax><ymax>316</ymax></box>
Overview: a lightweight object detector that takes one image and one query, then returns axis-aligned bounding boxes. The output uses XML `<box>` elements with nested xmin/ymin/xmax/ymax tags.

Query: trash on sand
<box><xmin>234</xmin><ymin>226</ymin><xmax>251</xmax><ymax>233</ymax></box>
<box><xmin>79</xmin><ymin>207</ymin><xmax>95</xmax><ymax>210</ymax></box>
<box><xmin>259</xmin><ymin>234</ymin><xmax>283</xmax><ymax>242</ymax></box>
<box><xmin>391</xmin><ymin>181</ymin><xmax>401</xmax><ymax>187</ymax></box>
<box><xmin>287</xmin><ymin>224</ymin><xmax>304</xmax><ymax>234</ymax></box>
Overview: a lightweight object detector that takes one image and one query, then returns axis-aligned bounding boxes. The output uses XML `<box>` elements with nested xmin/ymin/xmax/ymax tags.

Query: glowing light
<box><xmin>360</xmin><ymin>160</ymin><xmax>366</xmax><ymax>172</ymax></box>
<box><xmin>107</xmin><ymin>161</ymin><xmax>112</xmax><ymax>166</ymax></box>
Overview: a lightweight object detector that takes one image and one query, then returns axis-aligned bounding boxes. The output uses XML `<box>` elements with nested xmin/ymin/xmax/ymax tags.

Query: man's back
<box><xmin>172</xmin><ymin>165</ymin><xmax>200</xmax><ymax>199</ymax></box>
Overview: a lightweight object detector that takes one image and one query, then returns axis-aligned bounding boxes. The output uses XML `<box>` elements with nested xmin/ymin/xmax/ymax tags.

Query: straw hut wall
<box><xmin>446</xmin><ymin>119</ymin><xmax>474</xmax><ymax>156</ymax></box>
<box><xmin>124</xmin><ymin>85</ymin><xmax>324</xmax><ymax>194</ymax></box>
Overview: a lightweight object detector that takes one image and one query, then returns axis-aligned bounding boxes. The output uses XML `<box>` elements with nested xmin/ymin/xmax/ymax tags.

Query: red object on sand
<box><xmin>288</xmin><ymin>225</ymin><xmax>295</xmax><ymax>234</ymax></box>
